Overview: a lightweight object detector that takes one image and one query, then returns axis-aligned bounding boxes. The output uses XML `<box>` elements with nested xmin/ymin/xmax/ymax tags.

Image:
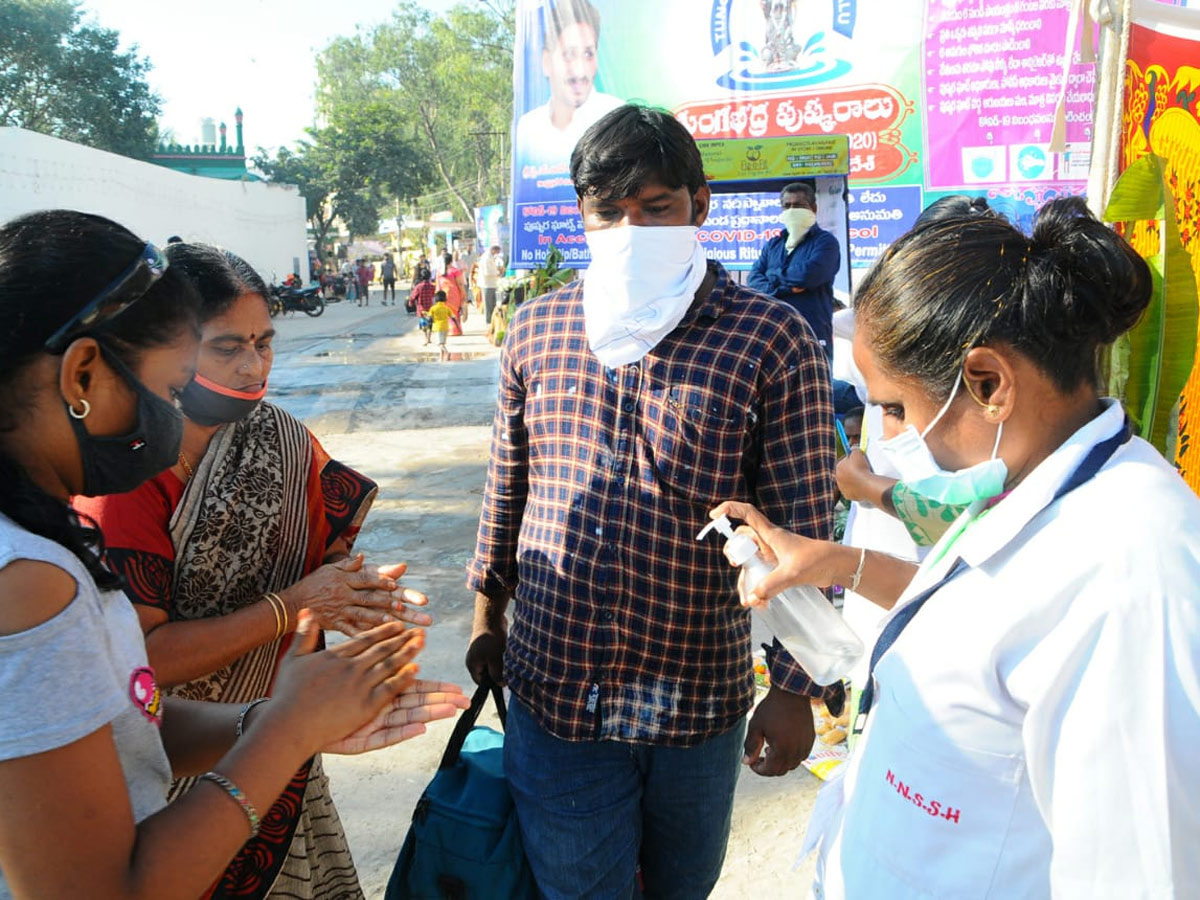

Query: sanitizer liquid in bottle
<box><xmin>698</xmin><ymin>515</ymin><xmax>863</xmax><ymax>685</ymax></box>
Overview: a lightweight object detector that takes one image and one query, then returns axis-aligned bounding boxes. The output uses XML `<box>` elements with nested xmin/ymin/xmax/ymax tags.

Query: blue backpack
<box><xmin>385</xmin><ymin>682</ymin><xmax>537</xmax><ymax>900</ymax></box>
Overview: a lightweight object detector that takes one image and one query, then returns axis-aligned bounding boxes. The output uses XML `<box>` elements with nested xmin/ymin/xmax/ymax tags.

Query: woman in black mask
<box><xmin>77</xmin><ymin>242</ymin><xmax>444</xmax><ymax>899</ymax></box>
<box><xmin>0</xmin><ymin>212</ymin><xmax>466</xmax><ymax>899</ymax></box>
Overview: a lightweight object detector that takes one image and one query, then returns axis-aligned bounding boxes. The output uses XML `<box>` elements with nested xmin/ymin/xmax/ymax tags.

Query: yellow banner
<box><xmin>698</xmin><ymin>135</ymin><xmax>851</xmax><ymax>183</ymax></box>
<box><xmin>1120</xmin><ymin>14</ymin><xmax>1200</xmax><ymax>492</ymax></box>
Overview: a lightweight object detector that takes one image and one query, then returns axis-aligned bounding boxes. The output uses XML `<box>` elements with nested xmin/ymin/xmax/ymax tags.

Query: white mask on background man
<box><xmin>781</xmin><ymin>207</ymin><xmax>817</xmax><ymax>251</ymax></box>
<box><xmin>582</xmin><ymin>225</ymin><xmax>707</xmax><ymax>367</ymax></box>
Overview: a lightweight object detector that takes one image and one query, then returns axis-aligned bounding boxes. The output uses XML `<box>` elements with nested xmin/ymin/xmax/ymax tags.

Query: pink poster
<box><xmin>923</xmin><ymin>0</ymin><xmax>1095</xmax><ymax>190</ymax></box>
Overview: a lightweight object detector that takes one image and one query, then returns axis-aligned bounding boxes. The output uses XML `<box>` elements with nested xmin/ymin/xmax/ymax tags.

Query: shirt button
<box><xmin>621</xmin><ymin>399</ymin><xmax>635</xmax><ymax>413</ymax></box>
<box><xmin>602</xmin><ymin>610</ymin><xmax>615</xmax><ymax>622</ymax></box>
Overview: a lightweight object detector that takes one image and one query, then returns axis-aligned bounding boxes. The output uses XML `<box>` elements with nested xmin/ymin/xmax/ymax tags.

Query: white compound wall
<box><xmin>0</xmin><ymin>127</ymin><xmax>308</xmax><ymax>285</ymax></box>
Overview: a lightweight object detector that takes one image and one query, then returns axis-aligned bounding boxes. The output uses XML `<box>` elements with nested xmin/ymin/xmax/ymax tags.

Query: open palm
<box><xmin>324</xmin><ymin>680</ymin><xmax>471</xmax><ymax>754</ymax></box>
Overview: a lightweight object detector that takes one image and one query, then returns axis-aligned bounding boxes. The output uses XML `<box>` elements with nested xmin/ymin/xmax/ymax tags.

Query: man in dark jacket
<box><xmin>748</xmin><ymin>182</ymin><xmax>840</xmax><ymax>360</ymax></box>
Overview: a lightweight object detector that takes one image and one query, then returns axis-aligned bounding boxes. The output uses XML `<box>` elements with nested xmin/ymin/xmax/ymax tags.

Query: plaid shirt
<box><xmin>467</xmin><ymin>261</ymin><xmax>841</xmax><ymax>745</ymax></box>
<box><xmin>411</xmin><ymin>280</ymin><xmax>435</xmax><ymax>314</ymax></box>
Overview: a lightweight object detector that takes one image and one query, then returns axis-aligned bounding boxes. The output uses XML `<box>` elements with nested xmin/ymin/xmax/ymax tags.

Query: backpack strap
<box><xmin>438</xmin><ymin>678</ymin><xmax>507</xmax><ymax>770</ymax></box>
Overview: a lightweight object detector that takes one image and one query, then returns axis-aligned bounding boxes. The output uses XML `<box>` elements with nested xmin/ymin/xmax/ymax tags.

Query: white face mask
<box><xmin>877</xmin><ymin>369</ymin><xmax>1008</xmax><ymax>506</ymax></box>
<box><xmin>582</xmin><ymin>225</ymin><xmax>708</xmax><ymax>367</ymax></box>
<box><xmin>781</xmin><ymin>207</ymin><xmax>817</xmax><ymax>250</ymax></box>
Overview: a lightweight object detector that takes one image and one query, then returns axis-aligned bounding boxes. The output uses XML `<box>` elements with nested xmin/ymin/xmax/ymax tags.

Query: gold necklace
<box><xmin>177</xmin><ymin>450</ymin><xmax>194</xmax><ymax>480</ymax></box>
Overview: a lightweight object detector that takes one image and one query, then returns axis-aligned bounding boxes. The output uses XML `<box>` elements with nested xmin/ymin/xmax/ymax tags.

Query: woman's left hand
<box><xmin>336</xmin><ymin>564</ymin><xmax>434</xmax><ymax>633</ymax></box>
<box><xmin>322</xmin><ymin>680</ymin><xmax>471</xmax><ymax>754</ymax></box>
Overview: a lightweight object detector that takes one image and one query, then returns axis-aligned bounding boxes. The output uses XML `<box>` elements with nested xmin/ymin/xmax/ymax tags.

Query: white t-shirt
<box><xmin>478</xmin><ymin>253</ymin><xmax>504</xmax><ymax>290</ymax></box>
<box><xmin>0</xmin><ymin>515</ymin><xmax>172</xmax><ymax>897</ymax></box>
<box><xmin>516</xmin><ymin>90</ymin><xmax>624</xmax><ymax>166</ymax></box>
<box><xmin>813</xmin><ymin>401</ymin><xmax>1200</xmax><ymax>898</ymax></box>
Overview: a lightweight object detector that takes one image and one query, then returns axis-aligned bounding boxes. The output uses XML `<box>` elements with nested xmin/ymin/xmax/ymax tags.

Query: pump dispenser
<box><xmin>698</xmin><ymin>515</ymin><xmax>863</xmax><ymax>685</ymax></box>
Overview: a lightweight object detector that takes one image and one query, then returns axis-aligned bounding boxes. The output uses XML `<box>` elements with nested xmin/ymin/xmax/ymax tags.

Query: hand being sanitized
<box><xmin>698</xmin><ymin>515</ymin><xmax>863</xmax><ymax>685</ymax></box>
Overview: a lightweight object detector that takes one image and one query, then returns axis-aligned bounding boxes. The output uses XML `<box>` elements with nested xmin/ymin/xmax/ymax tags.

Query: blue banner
<box><xmin>845</xmin><ymin>185</ymin><xmax>923</xmax><ymax>269</ymax></box>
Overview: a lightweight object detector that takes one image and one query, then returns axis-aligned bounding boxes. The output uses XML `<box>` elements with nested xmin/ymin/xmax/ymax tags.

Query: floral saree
<box><xmin>81</xmin><ymin>402</ymin><xmax>377</xmax><ymax>899</ymax></box>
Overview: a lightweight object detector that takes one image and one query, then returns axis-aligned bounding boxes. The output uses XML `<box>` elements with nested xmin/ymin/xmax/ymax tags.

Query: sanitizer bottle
<box><xmin>697</xmin><ymin>515</ymin><xmax>863</xmax><ymax>685</ymax></box>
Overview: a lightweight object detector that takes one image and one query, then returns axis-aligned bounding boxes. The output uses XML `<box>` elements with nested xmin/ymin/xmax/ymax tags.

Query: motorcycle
<box><xmin>269</xmin><ymin>283</ymin><xmax>325</xmax><ymax>317</ymax></box>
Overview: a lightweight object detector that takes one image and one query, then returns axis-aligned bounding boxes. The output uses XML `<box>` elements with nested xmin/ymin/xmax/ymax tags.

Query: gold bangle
<box><xmin>263</xmin><ymin>593</ymin><xmax>283</xmax><ymax>641</ymax></box>
<box><xmin>267</xmin><ymin>592</ymin><xmax>289</xmax><ymax>636</ymax></box>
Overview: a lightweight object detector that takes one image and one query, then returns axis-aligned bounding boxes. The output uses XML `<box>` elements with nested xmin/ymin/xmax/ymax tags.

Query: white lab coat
<box><xmin>813</xmin><ymin>401</ymin><xmax>1200</xmax><ymax>898</ymax></box>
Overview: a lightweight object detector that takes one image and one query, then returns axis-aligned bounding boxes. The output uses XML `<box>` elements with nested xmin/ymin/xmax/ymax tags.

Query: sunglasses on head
<box><xmin>43</xmin><ymin>242</ymin><xmax>168</xmax><ymax>353</ymax></box>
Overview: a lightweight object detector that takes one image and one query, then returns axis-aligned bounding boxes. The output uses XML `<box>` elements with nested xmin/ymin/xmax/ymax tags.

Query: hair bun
<box><xmin>1025</xmin><ymin>197</ymin><xmax>1151</xmax><ymax>347</ymax></box>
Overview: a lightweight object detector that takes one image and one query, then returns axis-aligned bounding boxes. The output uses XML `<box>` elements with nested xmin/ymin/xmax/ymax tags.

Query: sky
<box><xmin>80</xmin><ymin>0</ymin><xmax>450</xmax><ymax>156</ymax></box>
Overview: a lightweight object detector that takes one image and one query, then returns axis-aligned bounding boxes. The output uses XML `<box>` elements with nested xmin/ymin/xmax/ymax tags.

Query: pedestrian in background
<box><xmin>478</xmin><ymin>244</ymin><xmax>504</xmax><ymax>324</ymax></box>
<box><xmin>411</xmin><ymin>271</ymin><xmax>436</xmax><ymax>343</ymax></box>
<box><xmin>429</xmin><ymin>289</ymin><xmax>451</xmax><ymax>361</ymax></box>
<box><xmin>341</xmin><ymin>258</ymin><xmax>357</xmax><ymax>302</ymax></box>
<box><xmin>748</xmin><ymin>182</ymin><xmax>841</xmax><ymax>361</ymax></box>
<box><xmin>381</xmin><ymin>253</ymin><xmax>397</xmax><ymax>305</ymax></box>
<box><xmin>356</xmin><ymin>259</ymin><xmax>372</xmax><ymax>307</ymax></box>
<box><xmin>437</xmin><ymin>252</ymin><xmax>466</xmax><ymax>326</ymax></box>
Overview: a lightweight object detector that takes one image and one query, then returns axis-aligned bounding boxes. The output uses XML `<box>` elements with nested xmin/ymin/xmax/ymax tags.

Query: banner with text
<box><xmin>510</xmin><ymin>0</ymin><xmax>1101</xmax><ymax>270</ymax></box>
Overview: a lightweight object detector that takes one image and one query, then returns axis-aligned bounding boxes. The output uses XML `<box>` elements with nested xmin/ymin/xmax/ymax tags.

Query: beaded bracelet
<box><xmin>200</xmin><ymin>770</ymin><xmax>261</xmax><ymax>837</ymax></box>
<box><xmin>236</xmin><ymin>697</ymin><xmax>271</xmax><ymax>739</ymax></box>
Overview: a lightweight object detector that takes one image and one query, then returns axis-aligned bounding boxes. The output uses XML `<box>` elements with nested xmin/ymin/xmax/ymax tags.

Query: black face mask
<box><xmin>66</xmin><ymin>346</ymin><xmax>184</xmax><ymax>497</ymax></box>
<box><xmin>178</xmin><ymin>374</ymin><xmax>267</xmax><ymax>426</ymax></box>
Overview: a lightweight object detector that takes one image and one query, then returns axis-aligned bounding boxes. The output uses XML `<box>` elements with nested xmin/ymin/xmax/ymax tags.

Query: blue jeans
<box><xmin>504</xmin><ymin>697</ymin><xmax>747</xmax><ymax>899</ymax></box>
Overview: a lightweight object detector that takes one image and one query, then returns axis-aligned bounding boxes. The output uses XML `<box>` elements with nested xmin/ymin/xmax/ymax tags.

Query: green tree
<box><xmin>316</xmin><ymin>0</ymin><xmax>514</xmax><ymax>220</ymax></box>
<box><xmin>0</xmin><ymin>0</ymin><xmax>160</xmax><ymax>158</ymax></box>
<box><xmin>255</xmin><ymin>101</ymin><xmax>431</xmax><ymax>245</ymax></box>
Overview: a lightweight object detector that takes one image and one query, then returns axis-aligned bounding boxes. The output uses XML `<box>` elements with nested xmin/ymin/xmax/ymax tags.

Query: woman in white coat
<box><xmin>713</xmin><ymin>197</ymin><xmax>1200</xmax><ymax>898</ymax></box>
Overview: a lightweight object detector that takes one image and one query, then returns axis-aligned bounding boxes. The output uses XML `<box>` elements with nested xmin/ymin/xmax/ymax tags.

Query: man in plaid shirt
<box><xmin>467</xmin><ymin>104</ymin><xmax>841</xmax><ymax>897</ymax></box>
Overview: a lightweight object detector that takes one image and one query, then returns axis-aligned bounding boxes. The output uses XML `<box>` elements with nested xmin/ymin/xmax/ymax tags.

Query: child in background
<box><xmin>411</xmin><ymin>274</ymin><xmax>436</xmax><ymax>344</ymax></box>
<box><xmin>430</xmin><ymin>289</ymin><xmax>452</xmax><ymax>361</ymax></box>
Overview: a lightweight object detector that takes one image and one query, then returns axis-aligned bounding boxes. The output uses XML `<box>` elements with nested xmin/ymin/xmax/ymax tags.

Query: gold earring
<box><xmin>986</xmin><ymin>404</ymin><xmax>1000</xmax><ymax>418</ymax></box>
<box><xmin>68</xmin><ymin>398</ymin><xmax>91</xmax><ymax>420</ymax></box>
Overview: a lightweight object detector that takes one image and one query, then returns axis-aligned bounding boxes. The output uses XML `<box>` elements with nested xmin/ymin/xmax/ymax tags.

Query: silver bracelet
<box><xmin>236</xmin><ymin>697</ymin><xmax>271</xmax><ymax>739</ymax></box>
<box><xmin>849</xmin><ymin>547</ymin><xmax>868</xmax><ymax>593</ymax></box>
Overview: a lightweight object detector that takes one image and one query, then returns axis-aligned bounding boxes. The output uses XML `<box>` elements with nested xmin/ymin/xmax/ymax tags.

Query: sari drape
<box><xmin>84</xmin><ymin>402</ymin><xmax>377</xmax><ymax>900</ymax></box>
